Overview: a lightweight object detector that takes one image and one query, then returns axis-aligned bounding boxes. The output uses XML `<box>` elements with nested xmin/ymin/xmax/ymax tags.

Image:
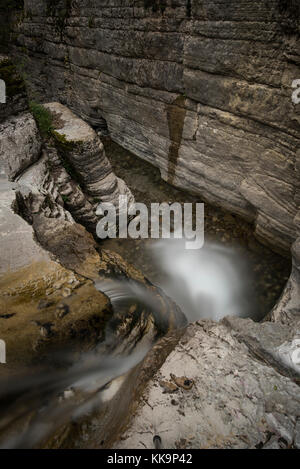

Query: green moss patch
<box><xmin>29</xmin><ymin>101</ymin><xmax>54</xmax><ymax>137</ymax></box>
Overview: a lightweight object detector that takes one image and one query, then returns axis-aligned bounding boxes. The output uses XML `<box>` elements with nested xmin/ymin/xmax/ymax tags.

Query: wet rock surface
<box><xmin>0</xmin><ymin>262</ymin><xmax>112</xmax><ymax>374</ymax></box>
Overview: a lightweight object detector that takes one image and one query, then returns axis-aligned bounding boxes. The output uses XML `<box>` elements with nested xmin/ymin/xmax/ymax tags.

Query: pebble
<box><xmin>62</xmin><ymin>288</ymin><xmax>72</xmax><ymax>298</ymax></box>
<box><xmin>170</xmin><ymin>373</ymin><xmax>194</xmax><ymax>391</ymax></box>
<box><xmin>38</xmin><ymin>299</ymin><xmax>54</xmax><ymax>310</ymax></box>
<box><xmin>55</xmin><ymin>303</ymin><xmax>70</xmax><ymax>319</ymax></box>
<box><xmin>159</xmin><ymin>380</ymin><xmax>178</xmax><ymax>394</ymax></box>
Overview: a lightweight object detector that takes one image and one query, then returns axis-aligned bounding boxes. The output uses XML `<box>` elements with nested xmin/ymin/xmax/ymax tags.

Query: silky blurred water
<box><xmin>150</xmin><ymin>239</ymin><xmax>257</xmax><ymax>322</ymax></box>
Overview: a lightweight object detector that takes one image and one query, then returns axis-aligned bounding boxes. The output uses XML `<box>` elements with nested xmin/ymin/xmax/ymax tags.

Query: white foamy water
<box><xmin>150</xmin><ymin>239</ymin><xmax>257</xmax><ymax>322</ymax></box>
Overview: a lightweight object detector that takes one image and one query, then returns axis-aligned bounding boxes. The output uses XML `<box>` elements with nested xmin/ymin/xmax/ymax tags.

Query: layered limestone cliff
<box><xmin>9</xmin><ymin>0</ymin><xmax>300</xmax><ymax>254</ymax></box>
<box><xmin>0</xmin><ymin>1</ymin><xmax>300</xmax><ymax>449</ymax></box>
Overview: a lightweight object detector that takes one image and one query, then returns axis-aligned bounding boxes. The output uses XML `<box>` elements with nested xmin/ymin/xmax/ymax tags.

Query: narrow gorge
<box><xmin>0</xmin><ymin>0</ymin><xmax>299</xmax><ymax>450</ymax></box>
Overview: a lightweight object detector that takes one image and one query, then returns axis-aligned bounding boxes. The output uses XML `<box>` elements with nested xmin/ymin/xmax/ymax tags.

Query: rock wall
<box><xmin>0</xmin><ymin>1</ymin><xmax>24</xmax><ymax>53</ymax></box>
<box><xmin>10</xmin><ymin>0</ymin><xmax>300</xmax><ymax>253</ymax></box>
<box><xmin>0</xmin><ymin>5</ymin><xmax>300</xmax><ymax>447</ymax></box>
<box><xmin>0</xmin><ymin>55</ymin><xmax>27</xmax><ymax>122</ymax></box>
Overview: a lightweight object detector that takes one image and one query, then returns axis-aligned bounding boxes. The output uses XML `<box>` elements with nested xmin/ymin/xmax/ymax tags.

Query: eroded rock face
<box><xmin>0</xmin><ymin>173</ymin><xmax>113</xmax><ymax>374</ymax></box>
<box><xmin>0</xmin><ymin>176</ymin><xmax>51</xmax><ymax>275</ymax></box>
<box><xmin>0</xmin><ymin>4</ymin><xmax>299</xmax><ymax>448</ymax></box>
<box><xmin>0</xmin><ymin>113</ymin><xmax>42</xmax><ymax>180</ymax></box>
<box><xmin>0</xmin><ymin>62</ymin><xmax>160</xmax><ymax>401</ymax></box>
<box><xmin>271</xmin><ymin>237</ymin><xmax>300</xmax><ymax>324</ymax></box>
<box><xmin>114</xmin><ymin>318</ymin><xmax>300</xmax><ymax>449</ymax></box>
<box><xmin>0</xmin><ymin>99</ymin><xmax>134</xmax><ymax>238</ymax></box>
<box><xmin>12</xmin><ymin>0</ymin><xmax>300</xmax><ymax>252</ymax></box>
<box><xmin>45</xmin><ymin>102</ymin><xmax>134</xmax><ymax>210</ymax></box>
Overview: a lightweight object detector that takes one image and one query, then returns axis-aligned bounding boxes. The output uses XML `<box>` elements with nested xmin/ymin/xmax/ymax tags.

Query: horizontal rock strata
<box><xmin>0</xmin><ymin>97</ymin><xmax>134</xmax><ymax>237</ymax></box>
<box><xmin>44</xmin><ymin>102</ymin><xmax>134</xmax><ymax>210</ymax></box>
<box><xmin>11</xmin><ymin>0</ymin><xmax>300</xmax><ymax>252</ymax></box>
<box><xmin>0</xmin><ymin>3</ymin><xmax>299</xmax><ymax>448</ymax></box>
<box><xmin>0</xmin><ymin>55</ymin><xmax>27</xmax><ymax>123</ymax></box>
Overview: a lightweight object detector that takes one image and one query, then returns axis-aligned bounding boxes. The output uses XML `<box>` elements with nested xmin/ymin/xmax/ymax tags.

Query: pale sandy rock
<box><xmin>0</xmin><ymin>113</ymin><xmax>42</xmax><ymax>180</ymax></box>
<box><xmin>222</xmin><ymin>316</ymin><xmax>300</xmax><ymax>378</ymax></box>
<box><xmin>0</xmin><ymin>176</ymin><xmax>50</xmax><ymax>275</ymax></box>
<box><xmin>115</xmin><ymin>320</ymin><xmax>300</xmax><ymax>449</ymax></box>
<box><xmin>262</xmin><ymin>436</ymin><xmax>281</xmax><ymax>449</ymax></box>
<box><xmin>265</xmin><ymin>412</ymin><xmax>295</xmax><ymax>445</ymax></box>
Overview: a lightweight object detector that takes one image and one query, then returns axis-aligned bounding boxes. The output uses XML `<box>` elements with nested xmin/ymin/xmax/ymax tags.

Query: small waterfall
<box><xmin>0</xmin><ymin>240</ymin><xmax>267</xmax><ymax>448</ymax></box>
<box><xmin>150</xmin><ymin>239</ymin><xmax>257</xmax><ymax>322</ymax></box>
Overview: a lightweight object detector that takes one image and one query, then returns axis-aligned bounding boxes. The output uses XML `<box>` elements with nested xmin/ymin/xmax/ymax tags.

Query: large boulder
<box><xmin>0</xmin><ymin>176</ymin><xmax>50</xmax><ymax>275</ymax></box>
<box><xmin>0</xmin><ymin>113</ymin><xmax>42</xmax><ymax>180</ymax></box>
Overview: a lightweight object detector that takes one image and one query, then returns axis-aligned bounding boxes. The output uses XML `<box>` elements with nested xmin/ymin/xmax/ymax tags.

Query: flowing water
<box><xmin>102</xmin><ymin>138</ymin><xmax>291</xmax><ymax>323</ymax></box>
<box><xmin>147</xmin><ymin>240</ymin><xmax>257</xmax><ymax>322</ymax></box>
<box><xmin>0</xmin><ymin>139</ymin><xmax>292</xmax><ymax>448</ymax></box>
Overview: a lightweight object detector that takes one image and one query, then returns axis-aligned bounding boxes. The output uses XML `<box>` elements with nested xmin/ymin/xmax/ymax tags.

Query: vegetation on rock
<box><xmin>46</xmin><ymin>0</ymin><xmax>72</xmax><ymax>37</ymax></box>
<box><xmin>29</xmin><ymin>101</ymin><xmax>54</xmax><ymax>137</ymax></box>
